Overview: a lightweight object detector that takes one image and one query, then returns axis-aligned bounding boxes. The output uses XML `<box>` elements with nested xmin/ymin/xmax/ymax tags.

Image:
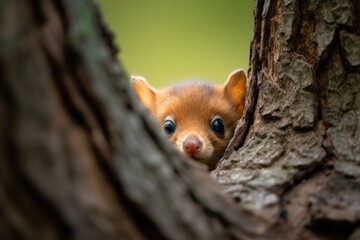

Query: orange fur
<box><xmin>131</xmin><ymin>69</ymin><xmax>247</xmax><ymax>170</ymax></box>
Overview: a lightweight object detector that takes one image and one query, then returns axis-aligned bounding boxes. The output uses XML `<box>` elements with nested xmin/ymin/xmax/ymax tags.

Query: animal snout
<box><xmin>183</xmin><ymin>134</ymin><xmax>203</xmax><ymax>155</ymax></box>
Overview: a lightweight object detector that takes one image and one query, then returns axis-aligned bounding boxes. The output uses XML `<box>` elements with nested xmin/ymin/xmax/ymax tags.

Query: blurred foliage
<box><xmin>99</xmin><ymin>0</ymin><xmax>255</xmax><ymax>87</ymax></box>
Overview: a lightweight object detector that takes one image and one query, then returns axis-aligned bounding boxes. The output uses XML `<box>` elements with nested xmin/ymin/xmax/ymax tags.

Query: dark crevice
<box><xmin>353</xmin><ymin>0</ymin><xmax>360</xmax><ymax>35</ymax></box>
<box><xmin>316</xmin><ymin>34</ymin><xmax>346</xmax><ymax>163</ymax></box>
<box><xmin>315</xmin><ymin>58</ymin><xmax>332</xmax><ymax>129</ymax></box>
<box><xmin>29</xmin><ymin>0</ymin><xmax>46</xmax><ymax>26</ymax></box>
<box><xmin>223</xmin><ymin>0</ymin><xmax>266</xmax><ymax>155</ymax></box>
<box><xmin>306</xmin><ymin>219</ymin><xmax>355</xmax><ymax>240</ymax></box>
<box><xmin>259</xmin><ymin>0</ymin><xmax>278</xmax><ymax>65</ymax></box>
<box><xmin>29</xmin><ymin>0</ymin><xmax>68</xmax><ymax>33</ymax></box>
<box><xmin>0</xmin><ymin>64</ymin><xmax>14</xmax><ymax>118</ymax></box>
<box><xmin>313</xmin><ymin>23</ymin><xmax>350</xmax><ymax>128</ymax></box>
<box><xmin>232</xmin><ymin>77</ymin><xmax>259</xmax><ymax>152</ymax></box>
<box><xmin>294</xmin><ymin>0</ymin><xmax>317</xmax><ymax>66</ymax></box>
<box><xmin>46</xmin><ymin>48</ymin><xmax>93</xmax><ymax>134</ymax></box>
<box><xmin>53</xmin><ymin>0</ymin><xmax>69</xmax><ymax>31</ymax></box>
<box><xmin>314</xmin><ymin>30</ymin><xmax>345</xmax><ymax>156</ymax></box>
<box><xmin>279</xmin><ymin>198</ymin><xmax>288</xmax><ymax>221</ymax></box>
<box><xmin>66</xmin><ymin>48</ymin><xmax>111</xmax><ymax>142</ymax></box>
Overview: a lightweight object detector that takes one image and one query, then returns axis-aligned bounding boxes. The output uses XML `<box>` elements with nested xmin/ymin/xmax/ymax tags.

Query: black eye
<box><xmin>211</xmin><ymin>118</ymin><xmax>224</xmax><ymax>136</ymax></box>
<box><xmin>164</xmin><ymin>120</ymin><xmax>176</xmax><ymax>135</ymax></box>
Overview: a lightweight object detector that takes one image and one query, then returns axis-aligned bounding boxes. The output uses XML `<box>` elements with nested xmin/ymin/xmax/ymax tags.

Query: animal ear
<box><xmin>224</xmin><ymin>69</ymin><xmax>247</xmax><ymax>112</ymax></box>
<box><xmin>131</xmin><ymin>76</ymin><xmax>157</xmax><ymax>110</ymax></box>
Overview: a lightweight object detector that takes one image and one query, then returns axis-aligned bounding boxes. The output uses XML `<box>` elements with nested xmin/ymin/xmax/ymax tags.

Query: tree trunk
<box><xmin>0</xmin><ymin>1</ymin><xmax>359</xmax><ymax>240</ymax></box>
<box><xmin>213</xmin><ymin>0</ymin><xmax>360</xmax><ymax>239</ymax></box>
<box><xmin>0</xmin><ymin>0</ymin><xmax>262</xmax><ymax>239</ymax></box>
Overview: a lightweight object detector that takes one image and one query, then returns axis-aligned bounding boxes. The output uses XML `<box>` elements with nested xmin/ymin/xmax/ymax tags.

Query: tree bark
<box><xmin>1</xmin><ymin>0</ymin><xmax>360</xmax><ymax>240</ymax></box>
<box><xmin>0</xmin><ymin>0</ymin><xmax>263</xmax><ymax>239</ymax></box>
<box><xmin>213</xmin><ymin>0</ymin><xmax>360</xmax><ymax>239</ymax></box>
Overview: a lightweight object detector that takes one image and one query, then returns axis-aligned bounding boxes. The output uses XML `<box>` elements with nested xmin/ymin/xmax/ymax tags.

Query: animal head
<box><xmin>131</xmin><ymin>69</ymin><xmax>246</xmax><ymax>170</ymax></box>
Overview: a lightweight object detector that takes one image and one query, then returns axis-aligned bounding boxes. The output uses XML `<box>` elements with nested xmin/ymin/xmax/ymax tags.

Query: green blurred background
<box><xmin>99</xmin><ymin>1</ymin><xmax>255</xmax><ymax>88</ymax></box>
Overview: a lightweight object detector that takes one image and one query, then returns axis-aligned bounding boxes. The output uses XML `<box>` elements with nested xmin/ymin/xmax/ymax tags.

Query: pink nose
<box><xmin>183</xmin><ymin>135</ymin><xmax>202</xmax><ymax>155</ymax></box>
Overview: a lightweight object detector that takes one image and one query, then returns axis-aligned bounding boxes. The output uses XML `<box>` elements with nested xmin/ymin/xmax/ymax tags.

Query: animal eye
<box><xmin>164</xmin><ymin>120</ymin><xmax>176</xmax><ymax>135</ymax></box>
<box><xmin>211</xmin><ymin>118</ymin><xmax>224</xmax><ymax>136</ymax></box>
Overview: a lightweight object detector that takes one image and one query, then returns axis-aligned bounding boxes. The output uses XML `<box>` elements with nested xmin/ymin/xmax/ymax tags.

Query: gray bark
<box><xmin>213</xmin><ymin>0</ymin><xmax>360</xmax><ymax>239</ymax></box>
<box><xmin>0</xmin><ymin>0</ymin><xmax>263</xmax><ymax>239</ymax></box>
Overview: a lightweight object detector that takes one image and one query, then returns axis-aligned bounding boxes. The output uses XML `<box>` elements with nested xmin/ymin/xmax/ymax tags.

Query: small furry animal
<box><xmin>131</xmin><ymin>69</ymin><xmax>246</xmax><ymax>170</ymax></box>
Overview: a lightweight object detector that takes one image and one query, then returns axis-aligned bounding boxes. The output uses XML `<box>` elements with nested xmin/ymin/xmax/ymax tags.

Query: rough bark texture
<box><xmin>213</xmin><ymin>0</ymin><xmax>360</xmax><ymax>239</ymax></box>
<box><xmin>1</xmin><ymin>0</ymin><xmax>360</xmax><ymax>239</ymax></box>
<box><xmin>0</xmin><ymin>0</ymin><xmax>265</xmax><ymax>239</ymax></box>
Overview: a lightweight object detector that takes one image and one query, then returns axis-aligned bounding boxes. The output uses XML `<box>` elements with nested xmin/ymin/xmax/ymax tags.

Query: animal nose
<box><xmin>183</xmin><ymin>135</ymin><xmax>203</xmax><ymax>155</ymax></box>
